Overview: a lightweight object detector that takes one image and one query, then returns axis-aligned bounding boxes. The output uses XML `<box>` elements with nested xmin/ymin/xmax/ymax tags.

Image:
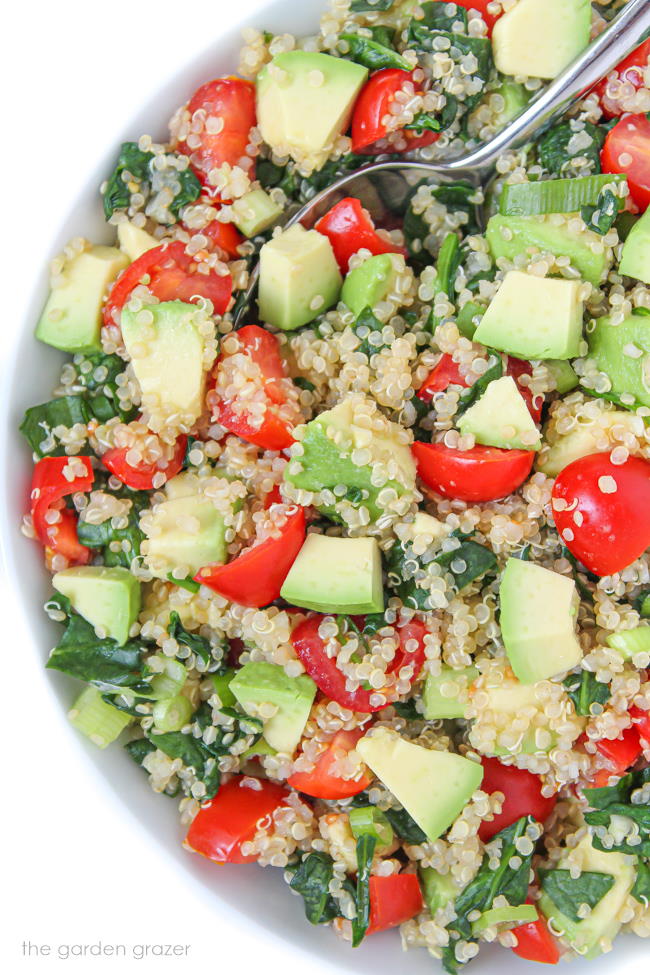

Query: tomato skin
<box><xmin>185</xmin><ymin>775</ymin><xmax>289</xmax><ymax>864</ymax></box>
<box><xmin>103</xmin><ymin>241</ymin><xmax>232</xmax><ymax>327</ymax></box>
<box><xmin>630</xmin><ymin>705</ymin><xmax>650</xmax><ymax>745</ymax></box>
<box><xmin>594</xmin><ymin>39</ymin><xmax>650</xmax><ymax>120</ymax></box>
<box><xmin>211</xmin><ymin>325</ymin><xmax>298</xmax><ymax>451</ymax></box>
<box><xmin>412</xmin><ymin>442</ymin><xmax>535</xmax><ymax>503</ymax></box>
<box><xmin>367</xmin><ymin>874</ymin><xmax>424</xmax><ymax>935</ymax></box>
<box><xmin>102</xmin><ymin>435</ymin><xmax>187</xmax><ymax>490</ymax></box>
<box><xmin>478</xmin><ymin>758</ymin><xmax>557</xmax><ymax>843</ymax></box>
<box><xmin>287</xmin><ymin>728</ymin><xmax>372</xmax><ymax>800</ymax></box>
<box><xmin>177</xmin><ymin>78</ymin><xmax>257</xmax><ymax>193</ymax></box>
<box><xmin>351</xmin><ymin>69</ymin><xmax>439</xmax><ymax>154</ymax></box>
<box><xmin>418</xmin><ymin>355</ymin><xmax>469</xmax><ymax>401</ymax></box>
<box><xmin>290</xmin><ymin>616</ymin><xmax>427</xmax><ymax>713</ymax></box>
<box><xmin>505</xmin><ymin>357</ymin><xmax>543</xmax><ymax>423</ymax></box>
<box><xmin>30</xmin><ymin>456</ymin><xmax>94</xmax><ymax>565</ymax></box>
<box><xmin>601</xmin><ymin>113</ymin><xmax>650</xmax><ymax>212</ymax></box>
<box><xmin>200</xmin><ymin>218</ymin><xmax>243</xmax><ymax>258</ymax></box>
<box><xmin>511</xmin><ymin>902</ymin><xmax>560</xmax><ymax>965</ymax></box>
<box><xmin>194</xmin><ymin>506</ymin><xmax>306</xmax><ymax>607</ymax></box>
<box><xmin>314</xmin><ymin>197</ymin><xmax>407</xmax><ymax>273</ymax></box>
<box><xmin>595</xmin><ymin>725</ymin><xmax>642</xmax><ymax>773</ymax></box>
<box><xmin>551</xmin><ymin>453</ymin><xmax>650</xmax><ymax>577</ymax></box>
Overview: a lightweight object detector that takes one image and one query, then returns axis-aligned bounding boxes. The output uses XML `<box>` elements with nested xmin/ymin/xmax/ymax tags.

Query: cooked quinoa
<box><xmin>21</xmin><ymin>0</ymin><xmax>650</xmax><ymax>971</ymax></box>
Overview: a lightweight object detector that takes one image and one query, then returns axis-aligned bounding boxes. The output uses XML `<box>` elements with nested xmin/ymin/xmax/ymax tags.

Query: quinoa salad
<box><xmin>20</xmin><ymin>0</ymin><xmax>650</xmax><ymax>970</ymax></box>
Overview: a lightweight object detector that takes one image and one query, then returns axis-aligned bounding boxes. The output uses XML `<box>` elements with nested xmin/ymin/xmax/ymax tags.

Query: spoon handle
<box><xmin>445</xmin><ymin>0</ymin><xmax>650</xmax><ymax>176</ymax></box>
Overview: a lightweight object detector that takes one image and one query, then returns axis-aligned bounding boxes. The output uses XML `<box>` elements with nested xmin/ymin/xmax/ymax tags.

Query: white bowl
<box><xmin>0</xmin><ymin>1</ymin><xmax>642</xmax><ymax>971</ymax></box>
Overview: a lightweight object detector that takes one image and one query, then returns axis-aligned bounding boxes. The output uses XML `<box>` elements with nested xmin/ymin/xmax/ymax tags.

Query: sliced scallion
<box><xmin>606</xmin><ymin>625</ymin><xmax>650</xmax><ymax>660</ymax></box>
<box><xmin>499</xmin><ymin>174</ymin><xmax>626</xmax><ymax>217</ymax></box>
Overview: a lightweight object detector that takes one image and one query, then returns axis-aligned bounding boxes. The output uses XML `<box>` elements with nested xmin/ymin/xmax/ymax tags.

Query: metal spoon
<box><xmin>234</xmin><ymin>0</ymin><xmax>650</xmax><ymax>326</ymax></box>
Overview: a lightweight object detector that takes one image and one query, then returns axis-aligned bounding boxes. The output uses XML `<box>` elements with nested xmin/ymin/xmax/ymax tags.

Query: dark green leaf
<box><xmin>20</xmin><ymin>396</ymin><xmax>91</xmax><ymax>457</ymax></box>
<box><xmin>149</xmin><ymin>728</ymin><xmax>221</xmax><ymax>798</ymax></box>
<box><xmin>434</xmin><ymin>539</ymin><xmax>498</xmax><ymax>592</ymax></box>
<box><xmin>393</xmin><ymin>698</ymin><xmax>421</xmax><ymax>720</ymax></box>
<box><xmin>168</xmin><ymin>168</ymin><xmax>202</xmax><ymax>218</ymax></box>
<box><xmin>455</xmin><ymin>355</ymin><xmax>503</xmax><ymax>417</ymax></box>
<box><xmin>405</xmin><ymin>95</ymin><xmax>458</xmax><ymax>134</ymax></box>
<box><xmin>103</xmin><ymin>142</ymin><xmax>152</xmax><ymax>219</ymax></box>
<box><xmin>125</xmin><ymin>737</ymin><xmax>156</xmax><ymax>766</ymax></box>
<box><xmin>289</xmin><ymin>852</ymin><xmax>339</xmax><ymax>924</ymax></box>
<box><xmin>363</xmin><ymin>612</ymin><xmax>388</xmax><ymax>636</ymax></box>
<box><xmin>633</xmin><ymin>308</ymin><xmax>650</xmax><ymax>318</ymax></box>
<box><xmin>77</xmin><ymin>487</ymin><xmax>147</xmax><ymax>569</ymax></box>
<box><xmin>583</xmin><ymin>769</ymin><xmax>639</xmax><ymax>810</ymax></box>
<box><xmin>352</xmin><ymin>306</ymin><xmax>389</xmax><ymax>357</ymax></box>
<box><xmin>583</xmin><ymin>768</ymin><xmax>650</xmax><ymax>857</ymax></box>
<box><xmin>581</xmin><ymin>188</ymin><xmax>619</xmax><ymax>236</ymax></box>
<box><xmin>167</xmin><ymin>574</ymin><xmax>201</xmax><ymax>593</ymax></box>
<box><xmin>406</xmin><ymin>28</ymin><xmax>492</xmax><ymax>110</ymax></box>
<box><xmin>47</xmin><ymin>613</ymin><xmax>148</xmax><ymax>691</ymax></box>
<box><xmin>417</xmin><ymin>1</ymin><xmax>468</xmax><ymax>31</ymax></box>
<box><xmin>538</xmin><ymin>122</ymin><xmax>606</xmax><ymax>177</ymax></box>
<box><xmin>539</xmin><ymin>869</ymin><xmax>615</xmax><ymax>922</ymax></box>
<box><xmin>294</xmin><ymin>377</ymin><xmax>316</xmax><ymax>392</ymax></box>
<box><xmin>341</xmin><ymin>33</ymin><xmax>410</xmax><ymax>72</ymax></box>
<box><xmin>168</xmin><ymin>611</ymin><xmax>213</xmax><ymax>666</ymax></box>
<box><xmin>632</xmin><ymin>860</ymin><xmax>650</xmax><ymax>904</ymax></box>
<box><xmin>368</xmin><ymin>25</ymin><xmax>395</xmax><ymax>46</ymax></box>
<box><xmin>352</xmin><ymin>833</ymin><xmax>377</xmax><ymax>947</ymax></box>
<box><xmin>350</xmin><ymin>0</ymin><xmax>394</xmax><ymax>9</ymax></box>
<box><xmin>562</xmin><ymin>670</ymin><xmax>610</xmax><ymax>716</ymax></box>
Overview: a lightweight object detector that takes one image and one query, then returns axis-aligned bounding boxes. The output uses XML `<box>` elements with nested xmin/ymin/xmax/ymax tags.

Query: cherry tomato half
<box><xmin>199</xmin><ymin>217</ymin><xmax>244</xmax><ymax>259</ymax></box>
<box><xmin>351</xmin><ymin>69</ymin><xmax>440</xmax><ymax>154</ymax></box>
<box><xmin>102</xmin><ymin>434</ymin><xmax>187</xmax><ymax>490</ymax></box>
<box><xmin>287</xmin><ymin>728</ymin><xmax>372</xmax><ymax>800</ymax></box>
<box><xmin>176</xmin><ymin>78</ymin><xmax>257</xmax><ymax>193</ymax></box>
<box><xmin>30</xmin><ymin>456</ymin><xmax>94</xmax><ymax>565</ymax></box>
<box><xmin>601</xmin><ymin>113</ymin><xmax>650</xmax><ymax>212</ymax></box>
<box><xmin>478</xmin><ymin>757</ymin><xmax>557</xmax><ymax>843</ymax></box>
<box><xmin>315</xmin><ymin>197</ymin><xmax>407</xmax><ymax>273</ymax></box>
<box><xmin>551</xmin><ymin>453</ymin><xmax>650</xmax><ymax>577</ymax></box>
<box><xmin>103</xmin><ymin>241</ymin><xmax>232</xmax><ymax>328</ymax></box>
<box><xmin>594</xmin><ymin>39</ymin><xmax>650</xmax><ymax>120</ymax></box>
<box><xmin>195</xmin><ymin>505</ymin><xmax>306</xmax><ymax>607</ymax></box>
<box><xmin>511</xmin><ymin>901</ymin><xmax>560</xmax><ymax>965</ymax></box>
<box><xmin>185</xmin><ymin>775</ymin><xmax>289</xmax><ymax>863</ymax></box>
<box><xmin>367</xmin><ymin>874</ymin><xmax>424</xmax><ymax>935</ymax></box>
<box><xmin>412</xmin><ymin>442</ymin><xmax>535</xmax><ymax>503</ymax></box>
<box><xmin>595</xmin><ymin>725</ymin><xmax>642</xmax><ymax>775</ymax></box>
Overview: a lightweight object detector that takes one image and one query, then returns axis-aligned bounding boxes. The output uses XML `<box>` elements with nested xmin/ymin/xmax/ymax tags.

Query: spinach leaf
<box><xmin>363</xmin><ymin>612</ymin><xmax>388</xmax><ymax>636</ymax></box>
<box><xmin>77</xmin><ymin>490</ymin><xmax>147</xmax><ymax>569</ymax></box>
<box><xmin>103</xmin><ymin>142</ymin><xmax>152</xmax><ymax>219</ymax></box>
<box><xmin>168</xmin><ymin>611</ymin><xmax>214</xmax><ymax>667</ymax></box>
<box><xmin>538</xmin><ymin>869</ymin><xmax>615</xmax><ymax>922</ymax></box>
<box><xmin>393</xmin><ymin>698</ymin><xmax>421</xmax><ymax>720</ymax></box>
<box><xmin>47</xmin><ymin>613</ymin><xmax>150</xmax><ymax>692</ymax></box>
<box><xmin>633</xmin><ymin>308</ymin><xmax>650</xmax><ymax>319</ymax></box>
<box><xmin>562</xmin><ymin>670</ymin><xmax>610</xmax><ymax>716</ymax></box>
<box><xmin>75</xmin><ymin>351</ymin><xmax>138</xmax><ymax>423</ymax></box>
<box><xmin>455</xmin><ymin>355</ymin><xmax>503</xmax><ymax>417</ymax></box>
<box><xmin>341</xmin><ymin>33</ymin><xmax>410</xmax><ymax>72</ymax></box>
<box><xmin>406</xmin><ymin>28</ymin><xmax>492</xmax><ymax>110</ymax></box>
<box><xmin>561</xmin><ymin>544</ymin><xmax>596</xmax><ymax>604</ymax></box>
<box><xmin>442</xmin><ymin>817</ymin><xmax>536</xmax><ymax>974</ymax></box>
<box><xmin>386</xmin><ymin>539</ymin><xmax>431</xmax><ymax>610</ymax></box>
<box><xmin>352</xmin><ymin>307</ymin><xmax>389</xmax><ymax>357</ymax></box>
<box><xmin>584</xmin><ymin>767</ymin><xmax>650</xmax><ymax>857</ymax></box>
<box><xmin>169</xmin><ymin>168</ymin><xmax>202</xmax><ymax>219</ymax></box>
<box><xmin>538</xmin><ymin>122</ymin><xmax>606</xmax><ymax>177</ymax></box>
<box><xmin>581</xmin><ymin>188</ymin><xmax>619</xmax><ymax>236</ymax></box>
<box><xmin>125</xmin><ymin>737</ymin><xmax>156</xmax><ymax>766</ymax></box>
<box><xmin>368</xmin><ymin>25</ymin><xmax>395</xmax><ymax>47</ymax></box>
<box><xmin>435</xmin><ymin>539</ymin><xmax>497</xmax><ymax>592</ymax></box>
<box><xmin>289</xmin><ymin>852</ymin><xmax>339</xmax><ymax>924</ymax></box>
<box><xmin>350</xmin><ymin>0</ymin><xmax>394</xmax><ymax>9</ymax></box>
<box><xmin>148</xmin><ymin>728</ymin><xmax>221</xmax><ymax>799</ymax></box>
<box><xmin>583</xmin><ymin>769</ymin><xmax>640</xmax><ymax>810</ymax></box>
<box><xmin>256</xmin><ymin>158</ymin><xmax>300</xmax><ymax>200</ymax></box>
<box><xmin>632</xmin><ymin>860</ymin><xmax>650</xmax><ymax>904</ymax></box>
<box><xmin>418</xmin><ymin>1</ymin><xmax>468</xmax><ymax>31</ymax></box>
<box><xmin>20</xmin><ymin>396</ymin><xmax>92</xmax><ymax>457</ymax></box>
<box><xmin>384</xmin><ymin>805</ymin><xmax>427</xmax><ymax>844</ymax></box>
<box><xmin>352</xmin><ymin>833</ymin><xmax>376</xmax><ymax>946</ymax></box>
<box><xmin>404</xmin><ymin>181</ymin><xmax>479</xmax><ymax>263</ymax></box>
<box><xmin>405</xmin><ymin>95</ymin><xmax>458</xmax><ymax>135</ymax></box>
<box><xmin>298</xmin><ymin>152</ymin><xmax>378</xmax><ymax>201</ymax></box>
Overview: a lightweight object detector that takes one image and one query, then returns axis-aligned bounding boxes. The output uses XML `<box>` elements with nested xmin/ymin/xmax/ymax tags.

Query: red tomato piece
<box><xmin>454</xmin><ymin>0</ymin><xmax>502</xmax><ymax>34</ymax></box>
<box><xmin>351</xmin><ymin>69</ymin><xmax>440</xmax><ymax>154</ymax></box>
<box><xmin>210</xmin><ymin>324</ymin><xmax>300</xmax><ymax>451</ymax></box>
<box><xmin>601</xmin><ymin>113</ymin><xmax>650</xmax><ymax>212</ymax></box>
<box><xmin>511</xmin><ymin>901</ymin><xmax>560</xmax><ymax>965</ymax></box>
<box><xmin>103</xmin><ymin>241</ymin><xmax>232</xmax><ymax>328</ymax></box>
<box><xmin>367</xmin><ymin>874</ymin><xmax>424</xmax><ymax>935</ymax></box>
<box><xmin>102</xmin><ymin>434</ymin><xmax>187</xmax><ymax>490</ymax></box>
<box><xmin>287</xmin><ymin>728</ymin><xmax>372</xmax><ymax>800</ymax></box>
<box><xmin>478</xmin><ymin>757</ymin><xmax>557</xmax><ymax>843</ymax></box>
<box><xmin>185</xmin><ymin>775</ymin><xmax>289</xmax><ymax>864</ymax></box>
<box><xmin>551</xmin><ymin>453</ymin><xmax>650</xmax><ymax>577</ymax></box>
<box><xmin>417</xmin><ymin>355</ymin><xmax>470</xmax><ymax>401</ymax></box>
<box><xmin>290</xmin><ymin>617</ymin><xmax>427</xmax><ymax>713</ymax></box>
<box><xmin>176</xmin><ymin>78</ymin><xmax>257</xmax><ymax>193</ymax></box>
<box><xmin>594</xmin><ymin>39</ymin><xmax>650</xmax><ymax>120</ymax></box>
<box><xmin>199</xmin><ymin>218</ymin><xmax>244</xmax><ymax>258</ymax></box>
<box><xmin>630</xmin><ymin>705</ymin><xmax>650</xmax><ymax>745</ymax></box>
<box><xmin>505</xmin><ymin>356</ymin><xmax>543</xmax><ymax>423</ymax></box>
<box><xmin>412</xmin><ymin>442</ymin><xmax>535</xmax><ymax>503</ymax></box>
<box><xmin>30</xmin><ymin>456</ymin><xmax>94</xmax><ymax>565</ymax></box>
<box><xmin>194</xmin><ymin>505</ymin><xmax>306</xmax><ymax>607</ymax></box>
<box><xmin>263</xmin><ymin>484</ymin><xmax>284</xmax><ymax>509</ymax></box>
<box><xmin>314</xmin><ymin>197</ymin><xmax>407</xmax><ymax>273</ymax></box>
<box><xmin>595</xmin><ymin>725</ymin><xmax>642</xmax><ymax>774</ymax></box>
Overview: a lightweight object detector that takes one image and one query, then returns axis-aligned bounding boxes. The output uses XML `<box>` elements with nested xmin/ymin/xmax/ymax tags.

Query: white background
<box><xmin>0</xmin><ymin>2</ymin><xmax>337</xmax><ymax>973</ymax></box>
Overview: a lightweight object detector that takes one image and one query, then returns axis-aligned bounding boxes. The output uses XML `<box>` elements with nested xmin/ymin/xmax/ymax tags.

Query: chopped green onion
<box><xmin>150</xmin><ymin>657</ymin><xmax>187</xmax><ymax>700</ymax></box>
<box><xmin>167</xmin><ymin>573</ymin><xmax>200</xmax><ymax>593</ymax></box>
<box><xmin>471</xmin><ymin>903</ymin><xmax>538</xmax><ymax>935</ymax></box>
<box><xmin>349</xmin><ymin>805</ymin><xmax>394</xmax><ymax>846</ymax></box>
<box><xmin>499</xmin><ymin>175</ymin><xmax>626</xmax><ymax>217</ymax></box>
<box><xmin>606</xmin><ymin>626</ymin><xmax>650</xmax><ymax>660</ymax></box>
<box><xmin>211</xmin><ymin>668</ymin><xmax>237</xmax><ymax>707</ymax></box>
<box><xmin>68</xmin><ymin>685</ymin><xmax>132</xmax><ymax>748</ymax></box>
<box><xmin>152</xmin><ymin>694</ymin><xmax>194</xmax><ymax>733</ymax></box>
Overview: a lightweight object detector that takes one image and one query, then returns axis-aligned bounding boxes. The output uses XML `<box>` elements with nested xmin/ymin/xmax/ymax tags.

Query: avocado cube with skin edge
<box><xmin>458</xmin><ymin>375</ymin><xmax>542</xmax><ymax>451</ymax></box>
<box><xmin>341</xmin><ymin>254</ymin><xmax>398</xmax><ymax>317</ymax></box>
<box><xmin>229</xmin><ymin>662</ymin><xmax>317</xmax><ymax>754</ymax></box>
<box><xmin>258</xmin><ymin>224</ymin><xmax>342</xmax><ymax>330</ymax></box>
<box><xmin>473</xmin><ymin>270</ymin><xmax>584</xmax><ymax>360</ymax></box>
<box><xmin>53</xmin><ymin>566</ymin><xmax>141</xmax><ymax>646</ymax></box>
<box><xmin>280</xmin><ymin>534</ymin><xmax>384</xmax><ymax>615</ymax></box>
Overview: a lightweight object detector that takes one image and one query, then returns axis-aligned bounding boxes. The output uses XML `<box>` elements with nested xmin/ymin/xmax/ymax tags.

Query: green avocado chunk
<box><xmin>492</xmin><ymin>0</ymin><xmax>591</xmax><ymax>81</ymax></box>
<box><xmin>281</xmin><ymin>534</ymin><xmax>384</xmax><ymax>614</ymax></box>
<box><xmin>458</xmin><ymin>375</ymin><xmax>541</xmax><ymax>450</ymax></box>
<box><xmin>422</xmin><ymin>666</ymin><xmax>478</xmax><ymax>720</ymax></box>
<box><xmin>341</xmin><ymin>254</ymin><xmax>397</xmax><ymax>317</ymax></box>
<box><xmin>619</xmin><ymin>206</ymin><xmax>650</xmax><ymax>284</ymax></box>
<box><xmin>230</xmin><ymin>661</ymin><xmax>316</xmax><ymax>754</ymax></box>
<box><xmin>53</xmin><ymin>566</ymin><xmax>140</xmax><ymax>646</ymax></box>
<box><xmin>588</xmin><ymin>312</ymin><xmax>650</xmax><ymax>407</ymax></box>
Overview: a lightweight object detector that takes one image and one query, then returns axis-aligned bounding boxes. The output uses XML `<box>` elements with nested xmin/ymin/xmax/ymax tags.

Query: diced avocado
<box><xmin>231</xmin><ymin>188</ymin><xmax>282</xmax><ymax>238</ymax></box>
<box><xmin>410</xmin><ymin>511</ymin><xmax>452</xmax><ymax>548</ymax></box>
<box><xmin>230</xmin><ymin>661</ymin><xmax>316</xmax><ymax>754</ymax></box>
<box><xmin>492</xmin><ymin>0</ymin><xmax>591</xmax><ymax>80</ymax></box>
<box><xmin>52</xmin><ymin>566</ymin><xmax>140</xmax><ymax>646</ymax></box>
<box><xmin>284</xmin><ymin>396</ymin><xmax>416</xmax><ymax>520</ymax></box>
<box><xmin>619</xmin><ymin>205</ymin><xmax>650</xmax><ymax>284</ymax></box>
<box><xmin>68</xmin><ymin>685</ymin><xmax>132</xmax><ymax>748</ymax></box>
<box><xmin>280</xmin><ymin>534</ymin><xmax>384</xmax><ymax>614</ymax></box>
<box><xmin>211</xmin><ymin>668</ymin><xmax>237</xmax><ymax>707</ymax></box>
<box><xmin>456</xmin><ymin>300</ymin><xmax>485</xmax><ymax>339</ymax></box>
<box><xmin>142</xmin><ymin>473</ymin><xmax>227</xmax><ymax>578</ymax></box>
<box><xmin>420</xmin><ymin>867</ymin><xmax>457</xmax><ymax>915</ymax></box>
<box><xmin>117</xmin><ymin>222</ymin><xmax>159</xmax><ymax>261</ymax></box>
<box><xmin>357</xmin><ymin>727</ymin><xmax>483</xmax><ymax>842</ymax></box>
<box><xmin>545</xmin><ymin>359</ymin><xmax>579</xmax><ymax>394</ymax></box>
<box><xmin>473</xmin><ymin>270</ymin><xmax>584</xmax><ymax>360</ymax></box>
<box><xmin>341</xmin><ymin>254</ymin><xmax>397</xmax><ymax>317</ymax></box>
<box><xmin>487</xmin><ymin>214</ymin><xmax>609</xmax><ymax>287</ymax></box>
<box><xmin>500</xmin><ymin>558</ymin><xmax>582</xmax><ymax>684</ymax></box>
<box><xmin>36</xmin><ymin>245</ymin><xmax>129</xmax><ymax>353</ymax></box>
<box><xmin>258</xmin><ymin>224</ymin><xmax>342</xmax><ymax>330</ymax></box>
<box><xmin>121</xmin><ymin>300</ymin><xmax>208</xmax><ymax>427</ymax></box>
<box><xmin>538</xmin><ymin>835</ymin><xmax>635</xmax><ymax>959</ymax></box>
<box><xmin>588</xmin><ymin>313</ymin><xmax>650</xmax><ymax>408</ymax></box>
<box><xmin>256</xmin><ymin>51</ymin><xmax>368</xmax><ymax>170</ymax></box>
<box><xmin>537</xmin><ymin>407</ymin><xmax>644</xmax><ymax>477</ymax></box>
<box><xmin>422</xmin><ymin>666</ymin><xmax>478</xmax><ymax>720</ymax></box>
<box><xmin>458</xmin><ymin>375</ymin><xmax>541</xmax><ymax>451</ymax></box>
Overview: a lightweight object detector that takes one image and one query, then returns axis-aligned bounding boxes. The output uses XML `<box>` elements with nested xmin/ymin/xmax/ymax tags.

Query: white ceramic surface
<box><xmin>0</xmin><ymin>1</ymin><xmax>643</xmax><ymax>971</ymax></box>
